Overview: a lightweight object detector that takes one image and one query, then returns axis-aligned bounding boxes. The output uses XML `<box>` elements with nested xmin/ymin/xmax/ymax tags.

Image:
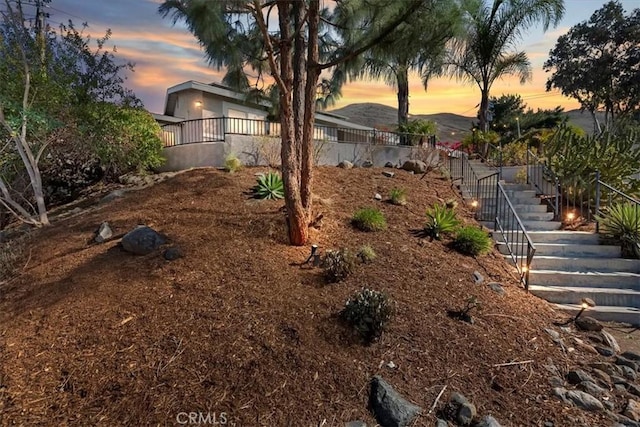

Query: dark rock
<box><xmin>121</xmin><ymin>226</ymin><xmax>167</xmax><ymax>255</ymax></box>
<box><xmin>591</xmin><ymin>369</ymin><xmax>611</xmax><ymax>386</ymax></box>
<box><xmin>447</xmin><ymin>392</ymin><xmax>476</xmax><ymax>426</ymax></box>
<box><xmin>625</xmin><ymin>400</ymin><xmax>640</xmax><ymax>422</ymax></box>
<box><xmin>400</xmin><ymin>160</ymin><xmax>427</xmax><ymax>174</ymax></box>
<box><xmin>382</xmin><ymin>171</ymin><xmax>395</xmax><ymax>178</ymax></box>
<box><xmin>628</xmin><ymin>383</ymin><xmax>640</xmax><ymax>398</ymax></box>
<box><xmin>369</xmin><ymin>376</ymin><xmax>422</xmax><ymax>427</ymax></box>
<box><xmin>622</xmin><ymin>352</ymin><xmax>640</xmax><ymax>362</ymax></box>
<box><xmin>163</xmin><ymin>247</ymin><xmax>184</xmax><ymax>261</ymax></box>
<box><xmin>565</xmin><ymin>390</ymin><xmax>604</xmax><ymax>411</ymax></box>
<box><xmin>596</xmin><ymin>346</ymin><xmax>615</xmax><ymax>357</ymax></box>
<box><xmin>435</xmin><ymin>419</ymin><xmax>449</xmax><ymax>427</ymax></box>
<box><xmin>603</xmin><ymin>400</ymin><xmax>615</xmax><ymax>411</ymax></box>
<box><xmin>487</xmin><ymin>282</ymin><xmax>505</xmax><ymax>295</ymax></box>
<box><xmin>575</xmin><ymin>316</ymin><xmax>603</xmax><ymax>332</ymax></box>
<box><xmin>100</xmin><ymin>189</ymin><xmax>126</xmax><ymax>204</ymax></box>
<box><xmin>361</xmin><ymin>160</ymin><xmax>374</xmax><ymax>168</ymax></box>
<box><xmin>384</xmin><ymin>162</ymin><xmax>395</xmax><ymax>168</ymax></box>
<box><xmin>345</xmin><ymin>421</ymin><xmax>367</xmax><ymax>427</ymax></box>
<box><xmin>552</xmin><ymin>387</ymin><xmax>569</xmax><ymax>403</ymax></box>
<box><xmin>591</xmin><ymin>362</ymin><xmax>623</xmax><ymax>377</ymax></box>
<box><xmin>612</xmin><ymin>375</ymin><xmax>628</xmax><ymax>384</ymax></box>
<box><xmin>616</xmin><ymin>357</ymin><xmax>639</xmax><ymax>372</ymax></box>
<box><xmin>578</xmin><ymin>380</ymin><xmax>606</xmax><ymax>397</ymax></box>
<box><xmin>622</xmin><ymin>366</ymin><xmax>638</xmax><ymax>381</ymax></box>
<box><xmin>566</xmin><ymin>369</ymin><xmax>596</xmax><ymax>385</ymax></box>
<box><xmin>473</xmin><ymin>415</ymin><xmax>502</xmax><ymax>427</ymax></box>
<box><xmin>616</xmin><ymin>384</ymin><xmax>628</xmax><ymax>392</ymax></box>
<box><xmin>94</xmin><ymin>222</ymin><xmax>113</xmax><ymax>243</ymax></box>
<box><xmin>602</xmin><ymin>330</ymin><xmax>621</xmax><ymax>354</ymax></box>
<box><xmin>610</xmin><ymin>412</ymin><xmax>640</xmax><ymax>427</ymax></box>
<box><xmin>337</xmin><ymin>160</ymin><xmax>353</xmax><ymax>169</ymax></box>
<box><xmin>586</xmin><ymin>333</ymin><xmax>604</xmax><ymax>344</ymax></box>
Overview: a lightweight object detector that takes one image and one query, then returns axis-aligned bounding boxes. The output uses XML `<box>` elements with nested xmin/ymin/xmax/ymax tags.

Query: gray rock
<box><xmin>602</xmin><ymin>330</ymin><xmax>621</xmax><ymax>354</ymax></box>
<box><xmin>596</xmin><ymin>346</ymin><xmax>616</xmax><ymax>357</ymax></box>
<box><xmin>567</xmin><ymin>369</ymin><xmax>596</xmax><ymax>385</ymax></box>
<box><xmin>100</xmin><ymin>189</ymin><xmax>126</xmax><ymax>203</ymax></box>
<box><xmin>345</xmin><ymin>421</ymin><xmax>367</xmax><ymax>427</ymax></box>
<box><xmin>382</xmin><ymin>171</ymin><xmax>395</xmax><ymax>178</ymax></box>
<box><xmin>610</xmin><ymin>412</ymin><xmax>640</xmax><ymax>427</ymax></box>
<box><xmin>163</xmin><ymin>247</ymin><xmax>184</xmax><ymax>261</ymax></box>
<box><xmin>578</xmin><ymin>380</ymin><xmax>606</xmax><ymax>397</ymax></box>
<box><xmin>400</xmin><ymin>160</ymin><xmax>427</xmax><ymax>174</ymax></box>
<box><xmin>622</xmin><ymin>352</ymin><xmax>640</xmax><ymax>362</ymax></box>
<box><xmin>361</xmin><ymin>160</ymin><xmax>374</xmax><ymax>168</ymax></box>
<box><xmin>616</xmin><ymin>384</ymin><xmax>628</xmax><ymax>392</ymax></box>
<box><xmin>544</xmin><ymin>328</ymin><xmax>560</xmax><ymax>341</ymax></box>
<box><xmin>552</xmin><ymin>387</ymin><xmax>569</xmax><ymax>403</ymax></box>
<box><xmin>548</xmin><ymin>376</ymin><xmax>564</xmax><ymax>387</ymax></box>
<box><xmin>337</xmin><ymin>160</ymin><xmax>353</xmax><ymax>169</ymax></box>
<box><xmin>435</xmin><ymin>419</ymin><xmax>449</xmax><ymax>427</ymax></box>
<box><xmin>369</xmin><ymin>376</ymin><xmax>422</xmax><ymax>427</ymax></box>
<box><xmin>591</xmin><ymin>369</ymin><xmax>611</xmax><ymax>385</ymax></box>
<box><xmin>616</xmin><ymin>357</ymin><xmax>638</xmax><ymax>372</ymax></box>
<box><xmin>472</xmin><ymin>271</ymin><xmax>484</xmax><ymax>284</ymax></box>
<box><xmin>565</xmin><ymin>390</ymin><xmax>604</xmax><ymax>411</ymax></box>
<box><xmin>94</xmin><ymin>222</ymin><xmax>113</xmax><ymax>243</ymax></box>
<box><xmin>473</xmin><ymin>415</ymin><xmax>502</xmax><ymax>427</ymax></box>
<box><xmin>622</xmin><ymin>366</ymin><xmax>638</xmax><ymax>381</ymax></box>
<box><xmin>575</xmin><ymin>316</ymin><xmax>603</xmax><ymax>332</ymax></box>
<box><xmin>591</xmin><ymin>362</ymin><xmax>623</xmax><ymax>377</ymax></box>
<box><xmin>487</xmin><ymin>282</ymin><xmax>505</xmax><ymax>295</ymax></box>
<box><xmin>612</xmin><ymin>375</ymin><xmax>628</xmax><ymax>384</ymax></box>
<box><xmin>121</xmin><ymin>226</ymin><xmax>167</xmax><ymax>255</ymax></box>
<box><xmin>603</xmin><ymin>400</ymin><xmax>615</xmax><ymax>411</ymax></box>
<box><xmin>448</xmin><ymin>392</ymin><xmax>476</xmax><ymax>426</ymax></box>
<box><xmin>625</xmin><ymin>400</ymin><xmax>640</xmax><ymax>422</ymax></box>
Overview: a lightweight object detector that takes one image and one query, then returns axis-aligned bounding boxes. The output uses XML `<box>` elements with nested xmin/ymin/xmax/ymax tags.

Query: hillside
<box><xmin>0</xmin><ymin>167</ymin><xmax>633</xmax><ymax>426</ymax></box>
<box><xmin>329</xmin><ymin>103</ymin><xmax>602</xmax><ymax>140</ymax></box>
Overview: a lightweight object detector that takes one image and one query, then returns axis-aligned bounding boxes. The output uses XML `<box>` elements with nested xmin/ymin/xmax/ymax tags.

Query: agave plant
<box><xmin>424</xmin><ymin>203</ymin><xmax>460</xmax><ymax>240</ymax></box>
<box><xmin>253</xmin><ymin>172</ymin><xmax>284</xmax><ymax>200</ymax></box>
<box><xmin>597</xmin><ymin>202</ymin><xmax>640</xmax><ymax>259</ymax></box>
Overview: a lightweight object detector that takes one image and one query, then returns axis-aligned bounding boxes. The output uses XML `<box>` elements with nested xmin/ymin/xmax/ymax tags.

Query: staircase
<box><xmin>464</xmin><ymin>159</ymin><xmax>640</xmax><ymax>326</ymax></box>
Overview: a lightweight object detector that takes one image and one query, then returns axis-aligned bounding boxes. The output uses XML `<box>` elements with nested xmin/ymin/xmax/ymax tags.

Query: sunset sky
<box><xmin>38</xmin><ymin>0</ymin><xmax>638</xmax><ymax>117</ymax></box>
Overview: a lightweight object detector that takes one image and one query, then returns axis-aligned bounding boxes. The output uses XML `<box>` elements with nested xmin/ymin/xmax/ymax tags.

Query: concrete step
<box><xmin>512</xmin><ymin>204</ymin><xmax>548</xmax><ymax>213</ymax></box>
<box><xmin>529</xmin><ymin>256</ymin><xmax>640</xmax><ymax>273</ymax></box>
<box><xmin>504</xmin><ymin>190</ymin><xmax>537</xmax><ymax>199</ymax></box>
<box><xmin>530</xmin><ymin>285</ymin><xmax>640</xmax><ymax>307</ymax></box>
<box><xmin>502</xmin><ymin>184</ymin><xmax>534</xmax><ymax>191</ymax></box>
<box><xmin>497</xmin><ymin>242</ymin><xmax>621</xmax><ymax>258</ymax></box>
<box><xmin>522</xmin><ymin>221</ymin><xmax>562</xmax><ymax>231</ymax></box>
<box><xmin>554</xmin><ymin>304</ymin><xmax>640</xmax><ymax>326</ymax></box>
<box><xmin>526</xmin><ymin>231</ymin><xmax>600</xmax><ymax>244</ymax></box>
<box><xmin>517</xmin><ymin>212</ymin><xmax>555</xmax><ymax>221</ymax></box>
<box><xmin>529</xmin><ymin>270</ymin><xmax>640</xmax><ymax>290</ymax></box>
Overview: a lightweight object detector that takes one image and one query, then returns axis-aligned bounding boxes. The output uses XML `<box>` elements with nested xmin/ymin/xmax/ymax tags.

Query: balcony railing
<box><xmin>160</xmin><ymin>116</ymin><xmax>436</xmax><ymax>148</ymax></box>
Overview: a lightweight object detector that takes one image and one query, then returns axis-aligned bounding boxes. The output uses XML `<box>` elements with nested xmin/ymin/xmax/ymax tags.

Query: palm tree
<box><xmin>336</xmin><ymin>1</ymin><xmax>462</xmax><ymax>127</ymax></box>
<box><xmin>449</xmin><ymin>0</ymin><xmax>565</xmax><ymax>132</ymax></box>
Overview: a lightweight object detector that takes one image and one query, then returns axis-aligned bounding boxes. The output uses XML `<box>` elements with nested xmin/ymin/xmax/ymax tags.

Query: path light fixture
<box><xmin>303</xmin><ymin>244</ymin><xmax>320</xmax><ymax>266</ymax></box>
<box><xmin>566</xmin><ymin>211</ymin><xmax>576</xmax><ymax>222</ymax></box>
<box><xmin>470</xmin><ymin>200</ymin><xmax>479</xmax><ymax>209</ymax></box>
<box><xmin>574</xmin><ymin>298</ymin><xmax>596</xmax><ymax>322</ymax></box>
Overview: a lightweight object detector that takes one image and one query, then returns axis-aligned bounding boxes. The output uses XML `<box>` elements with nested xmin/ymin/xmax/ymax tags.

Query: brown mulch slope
<box><xmin>0</xmin><ymin>167</ymin><xmax>614</xmax><ymax>426</ymax></box>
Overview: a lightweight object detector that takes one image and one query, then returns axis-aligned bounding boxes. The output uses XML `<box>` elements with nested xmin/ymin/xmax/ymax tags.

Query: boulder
<box><xmin>565</xmin><ymin>390</ymin><xmax>604</xmax><ymax>411</ymax></box>
<box><xmin>369</xmin><ymin>376</ymin><xmax>422</xmax><ymax>427</ymax></box>
<box><xmin>447</xmin><ymin>392</ymin><xmax>477</xmax><ymax>426</ymax></box>
<box><xmin>94</xmin><ymin>222</ymin><xmax>113</xmax><ymax>243</ymax></box>
<box><xmin>337</xmin><ymin>160</ymin><xmax>353</xmax><ymax>169</ymax></box>
<box><xmin>474</xmin><ymin>415</ymin><xmax>502</xmax><ymax>427</ymax></box>
<box><xmin>575</xmin><ymin>316</ymin><xmax>603</xmax><ymax>332</ymax></box>
<box><xmin>121</xmin><ymin>226</ymin><xmax>166</xmax><ymax>255</ymax></box>
<box><xmin>400</xmin><ymin>160</ymin><xmax>427</xmax><ymax>174</ymax></box>
<box><xmin>163</xmin><ymin>247</ymin><xmax>184</xmax><ymax>261</ymax></box>
<box><xmin>566</xmin><ymin>370</ymin><xmax>596</xmax><ymax>385</ymax></box>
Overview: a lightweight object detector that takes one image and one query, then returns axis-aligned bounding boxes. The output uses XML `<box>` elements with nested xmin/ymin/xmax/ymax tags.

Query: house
<box><xmin>152</xmin><ymin>80</ymin><xmax>434</xmax><ymax>171</ymax></box>
<box><xmin>152</xmin><ymin>80</ymin><xmax>380</xmax><ymax>146</ymax></box>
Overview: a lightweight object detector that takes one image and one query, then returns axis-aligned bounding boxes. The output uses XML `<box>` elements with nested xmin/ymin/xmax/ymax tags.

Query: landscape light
<box><xmin>566</xmin><ymin>212</ymin><xmax>576</xmax><ymax>221</ymax></box>
<box><xmin>471</xmin><ymin>200</ymin><xmax>479</xmax><ymax>209</ymax></box>
<box><xmin>574</xmin><ymin>297</ymin><xmax>596</xmax><ymax>322</ymax></box>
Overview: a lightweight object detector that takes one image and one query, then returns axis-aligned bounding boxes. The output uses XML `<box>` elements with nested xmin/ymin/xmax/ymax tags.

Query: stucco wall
<box><xmin>157</xmin><ymin>135</ymin><xmax>437</xmax><ymax>172</ymax></box>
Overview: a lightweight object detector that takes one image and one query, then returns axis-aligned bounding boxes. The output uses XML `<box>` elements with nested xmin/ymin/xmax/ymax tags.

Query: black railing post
<box><xmin>595</xmin><ymin>170</ymin><xmax>601</xmax><ymax>233</ymax></box>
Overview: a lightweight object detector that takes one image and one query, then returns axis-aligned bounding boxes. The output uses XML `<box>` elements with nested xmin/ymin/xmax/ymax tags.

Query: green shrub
<box><xmin>351</xmin><ymin>207</ymin><xmax>386</xmax><ymax>232</ymax></box>
<box><xmin>357</xmin><ymin>244</ymin><xmax>377</xmax><ymax>263</ymax></box>
<box><xmin>397</xmin><ymin>119</ymin><xmax>436</xmax><ymax>146</ymax></box>
<box><xmin>514</xmin><ymin>167</ymin><xmax>528</xmax><ymax>184</ymax></box>
<box><xmin>389</xmin><ymin>188</ymin><xmax>407</xmax><ymax>206</ymax></box>
<box><xmin>500</xmin><ymin>141</ymin><xmax>530</xmax><ymax>166</ymax></box>
<box><xmin>597</xmin><ymin>203</ymin><xmax>640</xmax><ymax>258</ymax></box>
<box><xmin>424</xmin><ymin>203</ymin><xmax>460</xmax><ymax>240</ymax></box>
<box><xmin>253</xmin><ymin>172</ymin><xmax>284</xmax><ymax>199</ymax></box>
<box><xmin>341</xmin><ymin>288</ymin><xmax>394</xmax><ymax>344</ymax></box>
<box><xmin>322</xmin><ymin>248</ymin><xmax>357</xmax><ymax>283</ymax></box>
<box><xmin>445</xmin><ymin>198</ymin><xmax>458</xmax><ymax>209</ymax></box>
<box><xmin>452</xmin><ymin>226</ymin><xmax>492</xmax><ymax>256</ymax></box>
<box><xmin>224</xmin><ymin>154</ymin><xmax>242</xmax><ymax>173</ymax></box>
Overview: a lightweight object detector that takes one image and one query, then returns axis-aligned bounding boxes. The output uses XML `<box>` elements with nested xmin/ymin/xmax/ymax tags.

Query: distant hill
<box><xmin>328</xmin><ymin>103</ymin><xmax>603</xmax><ymax>141</ymax></box>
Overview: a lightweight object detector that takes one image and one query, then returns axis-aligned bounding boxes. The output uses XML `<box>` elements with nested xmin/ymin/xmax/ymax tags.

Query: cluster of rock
<box><xmin>336</xmin><ymin>159</ymin><xmax>432</xmax><ymax>174</ymax></box>
<box><xmin>93</xmin><ymin>222</ymin><xmax>183</xmax><ymax>261</ymax></box>
<box><xmin>545</xmin><ymin>322</ymin><xmax>640</xmax><ymax>426</ymax></box>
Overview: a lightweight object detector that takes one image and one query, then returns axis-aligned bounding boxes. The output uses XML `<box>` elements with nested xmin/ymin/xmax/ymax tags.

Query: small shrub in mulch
<box><xmin>388</xmin><ymin>188</ymin><xmax>407</xmax><ymax>206</ymax></box>
<box><xmin>341</xmin><ymin>288</ymin><xmax>394</xmax><ymax>344</ymax></box>
<box><xmin>451</xmin><ymin>226</ymin><xmax>492</xmax><ymax>256</ymax></box>
<box><xmin>351</xmin><ymin>207</ymin><xmax>386</xmax><ymax>232</ymax></box>
<box><xmin>447</xmin><ymin>296</ymin><xmax>481</xmax><ymax>324</ymax></box>
<box><xmin>321</xmin><ymin>248</ymin><xmax>357</xmax><ymax>283</ymax></box>
<box><xmin>357</xmin><ymin>244</ymin><xmax>376</xmax><ymax>264</ymax></box>
<box><xmin>424</xmin><ymin>203</ymin><xmax>459</xmax><ymax>240</ymax></box>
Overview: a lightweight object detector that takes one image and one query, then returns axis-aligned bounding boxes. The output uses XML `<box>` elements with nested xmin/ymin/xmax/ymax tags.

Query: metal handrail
<box><xmin>159</xmin><ymin>116</ymin><xmax>437</xmax><ymax>148</ymax></box>
<box><xmin>495</xmin><ymin>182</ymin><xmax>537</xmax><ymax>289</ymax></box>
<box><xmin>594</xmin><ymin>171</ymin><xmax>640</xmax><ymax>234</ymax></box>
<box><xmin>447</xmin><ymin>149</ymin><xmax>499</xmax><ymax>221</ymax></box>
<box><xmin>526</xmin><ymin>149</ymin><xmax>560</xmax><ymax>220</ymax></box>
